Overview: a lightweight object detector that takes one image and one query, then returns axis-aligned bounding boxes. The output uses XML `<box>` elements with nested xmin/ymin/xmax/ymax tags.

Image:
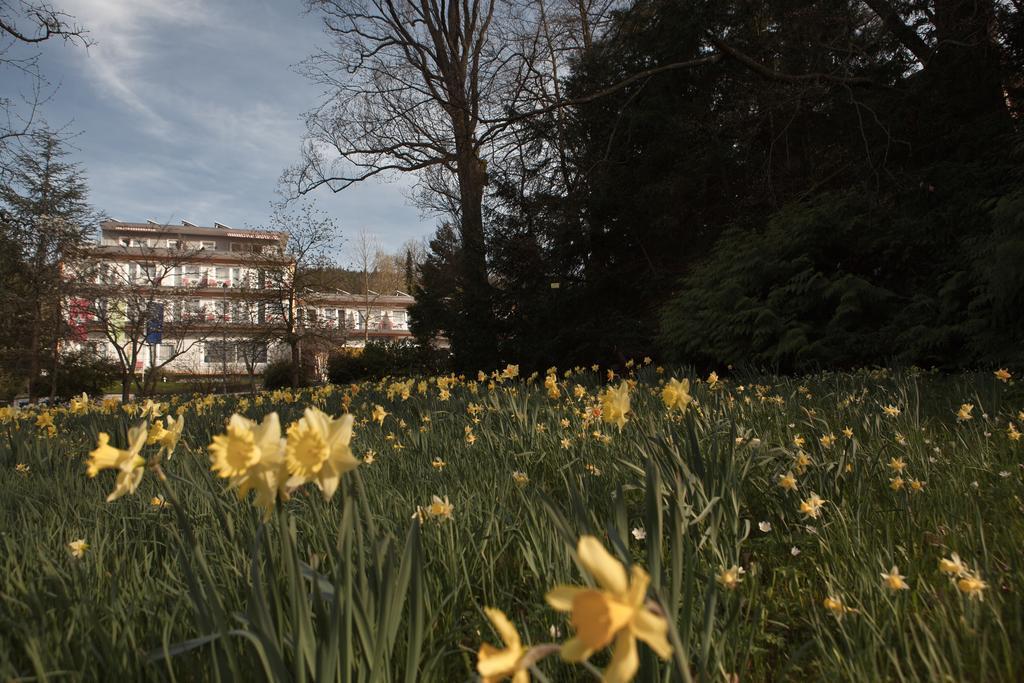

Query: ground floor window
<box><xmin>203</xmin><ymin>340</ymin><xmax>267</xmax><ymax>365</ymax></box>
<box><xmin>204</xmin><ymin>341</ymin><xmax>231</xmax><ymax>364</ymax></box>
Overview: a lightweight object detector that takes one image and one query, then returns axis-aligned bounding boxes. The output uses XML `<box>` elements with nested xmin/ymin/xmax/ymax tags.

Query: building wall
<box><xmin>70</xmin><ymin>221</ymin><xmax>417</xmax><ymax>377</ymax></box>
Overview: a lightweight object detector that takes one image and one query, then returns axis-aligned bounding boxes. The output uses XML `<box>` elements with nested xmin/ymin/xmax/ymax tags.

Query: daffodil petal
<box><xmin>633</xmin><ymin>608</ymin><xmax>672</xmax><ymax>659</ymax></box>
<box><xmin>604</xmin><ymin>629</ymin><xmax>639</xmax><ymax>683</ymax></box>
<box><xmin>577</xmin><ymin>535</ymin><xmax>628</xmax><ymax>594</ymax></box>
<box><xmin>559</xmin><ymin>636</ymin><xmax>594</xmax><ymax>663</ymax></box>
<box><xmin>476</xmin><ymin>643</ymin><xmax>521</xmax><ymax>676</ymax></box>
<box><xmin>484</xmin><ymin>607</ymin><xmax>521</xmax><ymax>649</ymax></box>
<box><xmin>545</xmin><ymin>584</ymin><xmax>584</xmax><ymax>611</ymax></box>
<box><xmin>626</xmin><ymin>565</ymin><xmax>650</xmax><ymax>607</ymax></box>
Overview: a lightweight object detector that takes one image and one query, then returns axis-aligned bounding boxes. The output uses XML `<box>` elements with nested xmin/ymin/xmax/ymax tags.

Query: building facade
<box><xmin>68</xmin><ymin>220</ymin><xmax>416</xmax><ymax>377</ymax></box>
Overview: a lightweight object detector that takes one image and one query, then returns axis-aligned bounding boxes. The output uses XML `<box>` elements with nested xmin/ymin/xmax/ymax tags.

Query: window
<box><xmin>204</xmin><ymin>341</ymin><xmax>232</xmax><ymax>364</ymax></box>
<box><xmin>201</xmin><ymin>240</ymin><xmax>216</xmax><ymax>250</ymax></box>
<box><xmin>158</xmin><ymin>344</ymin><xmax>177</xmax><ymax>361</ymax></box>
<box><xmin>237</xmin><ymin>341</ymin><xmax>268</xmax><ymax>364</ymax></box>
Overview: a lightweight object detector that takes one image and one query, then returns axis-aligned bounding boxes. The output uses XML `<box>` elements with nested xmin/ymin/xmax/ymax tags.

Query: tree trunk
<box><xmin>27</xmin><ymin>302</ymin><xmax>41</xmax><ymax>401</ymax></box>
<box><xmin>453</xmin><ymin>140</ymin><xmax>495</xmax><ymax>369</ymax></box>
<box><xmin>121</xmin><ymin>371</ymin><xmax>131</xmax><ymax>403</ymax></box>
<box><xmin>290</xmin><ymin>337</ymin><xmax>301</xmax><ymax>389</ymax></box>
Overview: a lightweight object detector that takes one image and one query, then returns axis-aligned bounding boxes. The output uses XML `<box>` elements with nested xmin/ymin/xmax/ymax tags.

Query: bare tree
<box><xmin>72</xmin><ymin>241</ymin><xmax>225</xmax><ymax>401</ymax></box>
<box><xmin>1</xmin><ymin>2</ymin><xmax>91</xmax><ymax>168</ymax></box>
<box><xmin>290</xmin><ymin>0</ymin><xmax>548</xmax><ymax>366</ymax></box>
<box><xmin>254</xmin><ymin>201</ymin><xmax>343</xmax><ymax>389</ymax></box>
<box><xmin>349</xmin><ymin>227</ymin><xmax>388</xmax><ymax>345</ymax></box>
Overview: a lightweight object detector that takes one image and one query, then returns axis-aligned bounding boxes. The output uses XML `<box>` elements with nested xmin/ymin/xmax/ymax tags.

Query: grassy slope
<box><xmin>1</xmin><ymin>367</ymin><xmax>1022</xmax><ymax>681</ymax></box>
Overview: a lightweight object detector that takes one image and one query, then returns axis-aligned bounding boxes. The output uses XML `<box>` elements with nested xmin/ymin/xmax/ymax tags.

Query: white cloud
<box><xmin>60</xmin><ymin>0</ymin><xmax>215</xmax><ymax>136</ymax></box>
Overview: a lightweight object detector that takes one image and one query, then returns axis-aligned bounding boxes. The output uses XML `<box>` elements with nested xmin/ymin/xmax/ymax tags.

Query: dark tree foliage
<box><xmin>409</xmin><ymin>222</ymin><xmax>463</xmax><ymax>354</ymax></box>
<box><xmin>0</xmin><ymin>130</ymin><xmax>98</xmax><ymax>398</ymax></box>
<box><xmin>473</xmin><ymin>0</ymin><xmax>1022</xmax><ymax>372</ymax></box>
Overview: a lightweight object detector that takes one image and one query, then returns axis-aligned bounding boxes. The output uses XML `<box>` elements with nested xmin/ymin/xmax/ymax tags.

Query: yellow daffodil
<box><xmin>716</xmin><ymin>565</ymin><xmax>745</xmax><ymax>590</ymax></box>
<box><xmin>819</xmin><ymin>433</ymin><xmax>835</xmax><ymax>448</ymax></box>
<box><xmin>939</xmin><ymin>553</ymin><xmax>969</xmax><ymax>577</ymax></box>
<box><xmin>477</xmin><ymin>607</ymin><xmax>529</xmax><ymax>683</ymax></box>
<box><xmin>432</xmin><ymin>457</ymin><xmax>446</xmax><ymax>470</ymax></box>
<box><xmin>956</xmin><ymin>403</ymin><xmax>974</xmax><ymax>422</ymax></box>
<box><xmin>1008</xmin><ymin>423</ymin><xmax>1021</xmax><ymax>441</ymax></box>
<box><xmin>883</xmin><ymin>404</ymin><xmax>901</xmax><ymax>417</ymax></box>
<box><xmin>545</xmin><ymin>536</ymin><xmax>671</xmax><ymax>682</ymax></box>
<box><xmin>600</xmin><ymin>381</ymin><xmax>631</xmax><ymax>431</ymax></box>
<box><xmin>889</xmin><ymin>476</ymin><xmax>905</xmax><ymax>491</ymax></box>
<box><xmin>778</xmin><ymin>472</ymin><xmax>798</xmax><ymax>491</ymax></box>
<box><xmin>512</xmin><ymin>470</ymin><xmax>529</xmax><ymax>486</ymax></box>
<box><xmin>706</xmin><ymin>371</ymin><xmax>719</xmax><ymax>388</ymax></box>
<box><xmin>957</xmin><ymin>572</ymin><xmax>988</xmax><ymax>600</ymax></box>
<box><xmin>794</xmin><ymin>451</ymin><xmax>812</xmax><ymax>473</ymax></box>
<box><xmin>799</xmin><ymin>493</ymin><xmax>826</xmax><ymax>519</ymax></box>
<box><xmin>285</xmin><ymin>407</ymin><xmax>359</xmax><ymax>500</ymax></box>
<box><xmin>823</xmin><ymin>595</ymin><xmax>857</xmax><ymax>619</ymax></box>
<box><xmin>140</xmin><ymin>399</ymin><xmax>163</xmax><ymax>420</ymax></box>
<box><xmin>842</xmin><ymin>426</ymin><xmax>854</xmax><ymax>438</ymax></box>
<box><xmin>372</xmin><ymin>404</ymin><xmax>388</xmax><ymax>425</ymax></box>
<box><xmin>209</xmin><ymin>412</ymin><xmax>288</xmax><ymax>515</ymax></box>
<box><xmin>425</xmin><ymin>494</ymin><xmax>454</xmax><ymax>521</ymax></box>
<box><xmin>994</xmin><ymin>368</ymin><xmax>1011</xmax><ymax>382</ymax></box>
<box><xmin>69</xmin><ymin>393</ymin><xmax>90</xmax><ymax>415</ymax></box>
<box><xmin>68</xmin><ymin>539</ymin><xmax>88</xmax><ymax>559</ymax></box>
<box><xmin>887</xmin><ymin>457</ymin><xmax>906</xmax><ymax>472</ymax></box>
<box><xmin>156</xmin><ymin>415</ymin><xmax>185</xmax><ymax>458</ymax></box>
<box><xmin>35</xmin><ymin>412</ymin><xmax>54</xmax><ymax>430</ymax></box>
<box><xmin>881</xmin><ymin>566</ymin><xmax>909</xmax><ymax>591</ymax></box>
<box><xmin>209</xmin><ymin>414</ymin><xmax>265</xmax><ymax>478</ymax></box>
<box><xmin>661</xmin><ymin>378</ymin><xmax>691</xmax><ymax>413</ymax></box>
<box><xmin>146</xmin><ymin>420</ymin><xmax>168</xmax><ymax>446</ymax></box>
<box><xmin>545</xmin><ymin>374</ymin><xmax>560</xmax><ymax>399</ymax></box>
<box><xmin>86</xmin><ymin>422</ymin><xmax>148</xmax><ymax>502</ymax></box>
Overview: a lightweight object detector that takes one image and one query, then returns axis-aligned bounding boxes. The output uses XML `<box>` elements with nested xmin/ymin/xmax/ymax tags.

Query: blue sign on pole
<box><xmin>146</xmin><ymin>303</ymin><xmax>164</xmax><ymax>344</ymax></box>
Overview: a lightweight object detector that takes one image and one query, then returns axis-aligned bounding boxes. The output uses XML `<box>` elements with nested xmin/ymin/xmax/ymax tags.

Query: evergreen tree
<box><xmin>0</xmin><ymin>130</ymin><xmax>98</xmax><ymax>399</ymax></box>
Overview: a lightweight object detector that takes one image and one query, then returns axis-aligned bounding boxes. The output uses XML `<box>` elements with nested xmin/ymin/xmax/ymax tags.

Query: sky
<box><xmin>20</xmin><ymin>0</ymin><xmax>433</xmax><ymax>259</ymax></box>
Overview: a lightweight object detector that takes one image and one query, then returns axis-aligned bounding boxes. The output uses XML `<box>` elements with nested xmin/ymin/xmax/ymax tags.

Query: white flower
<box><xmin>548</xmin><ymin>624</ymin><xmax>562</xmax><ymax>639</ymax></box>
<box><xmin>790</xmin><ymin>546</ymin><xmax>801</xmax><ymax>557</ymax></box>
<box><xmin>971</xmin><ymin>481</ymin><xmax>979</xmax><ymax>489</ymax></box>
<box><xmin>999</xmin><ymin>471</ymin><xmax>1011</xmax><ymax>478</ymax></box>
<box><xmin>758</xmin><ymin>521</ymin><xmax>772</xmax><ymax>533</ymax></box>
<box><xmin>631</xmin><ymin>527</ymin><xmax>647</xmax><ymax>541</ymax></box>
<box><xmin>749</xmin><ymin>438</ymin><xmax>762</xmax><ymax>448</ymax></box>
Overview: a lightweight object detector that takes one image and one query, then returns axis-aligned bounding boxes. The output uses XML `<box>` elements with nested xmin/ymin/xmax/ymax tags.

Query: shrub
<box><xmin>40</xmin><ymin>350</ymin><xmax>122</xmax><ymax>400</ymax></box>
<box><xmin>327</xmin><ymin>341</ymin><xmax>449</xmax><ymax>384</ymax></box>
<box><xmin>263</xmin><ymin>360</ymin><xmax>299</xmax><ymax>390</ymax></box>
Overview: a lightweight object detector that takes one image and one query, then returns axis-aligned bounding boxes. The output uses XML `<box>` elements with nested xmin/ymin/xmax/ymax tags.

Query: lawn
<box><xmin>1</xmin><ymin>364</ymin><xmax>1021</xmax><ymax>681</ymax></box>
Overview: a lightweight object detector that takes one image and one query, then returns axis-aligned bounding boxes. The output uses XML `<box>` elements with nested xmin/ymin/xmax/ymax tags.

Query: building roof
<box><xmin>100</xmin><ymin>220</ymin><xmax>287</xmax><ymax>242</ymax></box>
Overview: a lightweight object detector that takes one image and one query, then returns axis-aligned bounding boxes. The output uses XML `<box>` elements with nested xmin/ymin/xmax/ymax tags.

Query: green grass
<box><xmin>1</xmin><ymin>365</ymin><xmax>1022</xmax><ymax>681</ymax></box>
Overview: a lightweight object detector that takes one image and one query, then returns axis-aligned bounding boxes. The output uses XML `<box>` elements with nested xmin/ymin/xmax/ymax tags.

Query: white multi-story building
<box><xmin>68</xmin><ymin>220</ymin><xmax>416</xmax><ymax>377</ymax></box>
